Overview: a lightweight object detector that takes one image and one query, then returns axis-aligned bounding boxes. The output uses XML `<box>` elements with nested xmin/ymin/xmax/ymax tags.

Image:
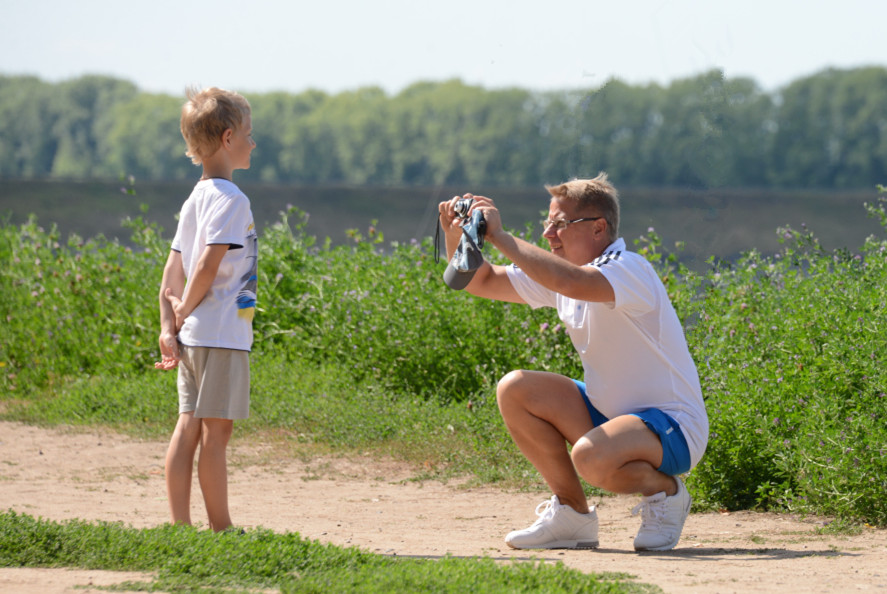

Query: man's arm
<box><xmin>488</xmin><ymin>231</ymin><xmax>615</xmax><ymax>303</ymax></box>
<box><xmin>467</xmin><ymin>194</ymin><xmax>615</xmax><ymax>303</ymax></box>
<box><xmin>439</xmin><ymin>195</ymin><xmax>524</xmax><ymax>303</ymax></box>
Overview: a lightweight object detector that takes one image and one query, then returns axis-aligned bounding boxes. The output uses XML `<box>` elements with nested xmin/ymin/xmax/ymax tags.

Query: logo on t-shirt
<box><xmin>592</xmin><ymin>250</ymin><xmax>622</xmax><ymax>268</ymax></box>
<box><xmin>236</xmin><ymin>226</ymin><xmax>258</xmax><ymax>322</ymax></box>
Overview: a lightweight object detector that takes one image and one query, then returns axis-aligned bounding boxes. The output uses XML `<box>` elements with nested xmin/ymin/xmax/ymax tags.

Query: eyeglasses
<box><xmin>541</xmin><ymin>216</ymin><xmax>602</xmax><ymax>231</ymax></box>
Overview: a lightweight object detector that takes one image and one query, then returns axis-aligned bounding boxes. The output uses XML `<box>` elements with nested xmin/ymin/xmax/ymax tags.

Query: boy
<box><xmin>155</xmin><ymin>87</ymin><xmax>257</xmax><ymax>532</ymax></box>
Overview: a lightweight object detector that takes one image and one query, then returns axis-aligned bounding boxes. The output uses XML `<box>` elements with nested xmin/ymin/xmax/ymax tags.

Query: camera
<box><xmin>443</xmin><ymin>198</ymin><xmax>487</xmax><ymax>290</ymax></box>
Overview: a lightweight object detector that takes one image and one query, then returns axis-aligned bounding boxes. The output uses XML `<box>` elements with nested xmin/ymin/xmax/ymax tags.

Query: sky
<box><xmin>2</xmin><ymin>0</ymin><xmax>885</xmax><ymax>97</ymax></box>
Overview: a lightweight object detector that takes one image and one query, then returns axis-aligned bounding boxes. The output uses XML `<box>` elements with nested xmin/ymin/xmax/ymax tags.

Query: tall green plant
<box><xmin>683</xmin><ymin>197</ymin><xmax>887</xmax><ymax>523</ymax></box>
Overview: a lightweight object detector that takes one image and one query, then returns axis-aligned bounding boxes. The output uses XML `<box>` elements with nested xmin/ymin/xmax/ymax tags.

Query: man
<box><xmin>438</xmin><ymin>173</ymin><xmax>708</xmax><ymax>551</ymax></box>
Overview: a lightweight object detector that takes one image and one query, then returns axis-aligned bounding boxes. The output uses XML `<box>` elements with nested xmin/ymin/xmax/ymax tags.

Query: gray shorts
<box><xmin>177</xmin><ymin>345</ymin><xmax>250</xmax><ymax>420</ymax></box>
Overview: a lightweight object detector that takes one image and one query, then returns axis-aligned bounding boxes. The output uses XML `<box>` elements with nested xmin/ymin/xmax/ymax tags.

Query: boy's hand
<box><xmin>164</xmin><ymin>288</ymin><xmax>187</xmax><ymax>332</ymax></box>
<box><xmin>155</xmin><ymin>330</ymin><xmax>180</xmax><ymax>370</ymax></box>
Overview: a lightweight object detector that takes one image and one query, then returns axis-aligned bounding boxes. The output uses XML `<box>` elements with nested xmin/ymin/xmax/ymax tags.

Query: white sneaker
<box><xmin>505</xmin><ymin>495</ymin><xmax>599</xmax><ymax>550</ymax></box>
<box><xmin>632</xmin><ymin>476</ymin><xmax>691</xmax><ymax>551</ymax></box>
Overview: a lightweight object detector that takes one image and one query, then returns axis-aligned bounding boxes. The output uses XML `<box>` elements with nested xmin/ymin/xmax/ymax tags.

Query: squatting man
<box><xmin>438</xmin><ymin>173</ymin><xmax>708</xmax><ymax>551</ymax></box>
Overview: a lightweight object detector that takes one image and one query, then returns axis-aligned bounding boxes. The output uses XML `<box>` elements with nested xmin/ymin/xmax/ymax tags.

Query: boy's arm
<box><xmin>156</xmin><ymin>250</ymin><xmax>186</xmax><ymax>370</ymax></box>
<box><xmin>166</xmin><ymin>244</ymin><xmax>230</xmax><ymax>329</ymax></box>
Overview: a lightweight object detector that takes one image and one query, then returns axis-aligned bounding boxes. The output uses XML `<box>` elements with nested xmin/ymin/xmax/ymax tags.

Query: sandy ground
<box><xmin>0</xmin><ymin>421</ymin><xmax>885</xmax><ymax>594</ymax></box>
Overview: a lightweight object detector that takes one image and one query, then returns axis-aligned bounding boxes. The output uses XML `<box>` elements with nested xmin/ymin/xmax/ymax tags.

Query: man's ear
<box><xmin>594</xmin><ymin>218</ymin><xmax>608</xmax><ymax>239</ymax></box>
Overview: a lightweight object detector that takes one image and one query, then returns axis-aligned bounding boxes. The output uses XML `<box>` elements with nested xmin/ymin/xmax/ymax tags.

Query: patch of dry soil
<box><xmin>1</xmin><ymin>421</ymin><xmax>884</xmax><ymax>593</ymax></box>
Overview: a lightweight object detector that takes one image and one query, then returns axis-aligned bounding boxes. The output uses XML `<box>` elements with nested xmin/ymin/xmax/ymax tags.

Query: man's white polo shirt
<box><xmin>506</xmin><ymin>238</ymin><xmax>708</xmax><ymax>468</ymax></box>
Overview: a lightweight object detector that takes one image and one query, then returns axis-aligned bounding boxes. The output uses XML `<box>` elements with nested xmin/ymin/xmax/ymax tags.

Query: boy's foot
<box><xmin>223</xmin><ymin>526</ymin><xmax>246</xmax><ymax>535</ymax></box>
<box><xmin>505</xmin><ymin>495</ymin><xmax>599</xmax><ymax>549</ymax></box>
<box><xmin>632</xmin><ymin>476</ymin><xmax>691</xmax><ymax>551</ymax></box>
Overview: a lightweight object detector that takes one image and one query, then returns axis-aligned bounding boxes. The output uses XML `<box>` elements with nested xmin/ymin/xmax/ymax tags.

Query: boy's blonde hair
<box><xmin>546</xmin><ymin>172</ymin><xmax>620</xmax><ymax>241</ymax></box>
<box><xmin>180</xmin><ymin>87</ymin><xmax>251</xmax><ymax>165</ymax></box>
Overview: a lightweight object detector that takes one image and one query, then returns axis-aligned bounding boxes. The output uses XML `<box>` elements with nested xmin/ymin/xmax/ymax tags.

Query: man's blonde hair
<box><xmin>545</xmin><ymin>172</ymin><xmax>620</xmax><ymax>241</ymax></box>
<box><xmin>180</xmin><ymin>87</ymin><xmax>251</xmax><ymax>165</ymax></box>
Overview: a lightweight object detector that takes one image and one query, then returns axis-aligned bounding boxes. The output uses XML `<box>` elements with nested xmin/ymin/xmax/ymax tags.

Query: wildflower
<box><xmin>540</xmin><ymin>322</ymin><xmax>549</xmax><ymax>332</ymax></box>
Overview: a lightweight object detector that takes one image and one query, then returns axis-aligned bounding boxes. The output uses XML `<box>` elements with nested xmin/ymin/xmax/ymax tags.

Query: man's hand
<box><xmin>439</xmin><ymin>194</ymin><xmax>504</xmax><ymax>239</ymax></box>
<box><xmin>462</xmin><ymin>194</ymin><xmax>505</xmax><ymax>243</ymax></box>
<box><xmin>155</xmin><ymin>329</ymin><xmax>180</xmax><ymax>370</ymax></box>
<box><xmin>438</xmin><ymin>195</ymin><xmax>465</xmax><ymax>236</ymax></box>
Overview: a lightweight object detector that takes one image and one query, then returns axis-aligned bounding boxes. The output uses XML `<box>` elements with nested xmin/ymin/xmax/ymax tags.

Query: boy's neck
<box><xmin>200</xmin><ymin>154</ymin><xmax>235</xmax><ymax>182</ymax></box>
<box><xmin>200</xmin><ymin>168</ymin><xmax>233</xmax><ymax>182</ymax></box>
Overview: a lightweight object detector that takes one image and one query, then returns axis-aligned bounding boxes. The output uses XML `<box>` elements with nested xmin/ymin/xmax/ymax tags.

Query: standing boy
<box><xmin>155</xmin><ymin>87</ymin><xmax>258</xmax><ymax>532</ymax></box>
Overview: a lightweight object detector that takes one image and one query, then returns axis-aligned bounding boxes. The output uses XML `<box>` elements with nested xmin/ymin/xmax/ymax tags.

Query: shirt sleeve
<box><xmin>593</xmin><ymin>253</ymin><xmax>658</xmax><ymax>316</ymax></box>
<box><xmin>505</xmin><ymin>264</ymin><xmax>557</xmax><ymax>309</ymax></box>
<box><xmin>170</xmin><ymin>203</ymin><xmax>188</xmax><ymax>253</ymax></box>
<box><xmin>206</xmin><ymin>194</ymin><xmax>251</xmax><ymax>248</ymax></box>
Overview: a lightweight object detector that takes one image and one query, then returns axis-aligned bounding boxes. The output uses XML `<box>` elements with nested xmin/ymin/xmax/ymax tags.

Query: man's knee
<box><xmin>496</xmin><ymin>369</ymin><xmax>530</xmax><ymax>409</ymax></box>
<box><xmin>571</xmin><ymin>434</ymin><xmax>608</xmax><ymax>486</ymax></box>
<box><xmin>497</xmin><ymin>369</ymin><xmax>527</xmax><ymax>394</ymax></box>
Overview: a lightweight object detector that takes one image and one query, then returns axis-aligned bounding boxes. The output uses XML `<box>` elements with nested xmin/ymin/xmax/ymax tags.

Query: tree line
<box><xmin>1</xmin><ymin>67</ymin><xmax>886</xmax><ymax>189</ymax></box>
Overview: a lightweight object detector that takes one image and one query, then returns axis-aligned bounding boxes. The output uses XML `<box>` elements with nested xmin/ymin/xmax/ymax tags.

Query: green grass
<box><xmin>1</xmin><ymin>191</ymin><xmax>886</xmax><ymax>528</ymax></box>
<box><xmin>0</xmin><ymin>511</ymin><xmax>656</xmax><ymax>593</ymax></box>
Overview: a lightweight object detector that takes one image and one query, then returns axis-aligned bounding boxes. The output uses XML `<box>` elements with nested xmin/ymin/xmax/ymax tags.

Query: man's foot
<box><xmin>632</xmin><ymin>476</ymin><xmax>691</xmax><ymax>551</ymax></box>
<box><xmin>505</xmin><ymin>495</ymin><xmax>599</xmax><ymax>549</ymax></box>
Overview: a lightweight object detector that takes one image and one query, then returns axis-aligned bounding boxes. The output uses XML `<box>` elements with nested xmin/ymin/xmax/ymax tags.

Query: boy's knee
<box><xmin>201</xmin><ymin>419</ymin><xmax>233</xmax><ymax>442</ymax></box>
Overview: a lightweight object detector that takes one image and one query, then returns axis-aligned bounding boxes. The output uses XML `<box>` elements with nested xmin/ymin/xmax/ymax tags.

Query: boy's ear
<box><xmin>221</xmin><ymin>128</ymin><xmax>233</xmax><ymax>148</ymax></box>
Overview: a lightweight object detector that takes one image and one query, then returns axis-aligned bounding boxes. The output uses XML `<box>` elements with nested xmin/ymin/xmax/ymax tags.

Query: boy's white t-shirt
<box><xmin>170</xmin><ymin>179</ymin><xmax>257</xmax><ymax>352</ymax></box>
<box><xmin>505</xmin><ymin>238</ymin><xmax>708</xmax><ymax>468</ymax></box>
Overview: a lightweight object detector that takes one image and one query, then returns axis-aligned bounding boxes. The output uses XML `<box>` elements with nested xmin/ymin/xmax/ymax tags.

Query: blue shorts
<box><xmin>572</xmin><ymin>379</ymin><xmax>691</xmax><ymax>476</ymax></box>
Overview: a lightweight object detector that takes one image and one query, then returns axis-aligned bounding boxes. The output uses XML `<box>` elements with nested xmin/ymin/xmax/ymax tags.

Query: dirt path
<box><xmin>1</xmin><ymin>421</ymin><xmax>885</xmax><ymax>593</ymax></box>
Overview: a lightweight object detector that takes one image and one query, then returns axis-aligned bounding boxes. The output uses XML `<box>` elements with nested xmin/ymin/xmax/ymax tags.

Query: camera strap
<box><xmin>434</xmin><ymin>220</ymin><xmax>442</xmax><ymax>263</ymax></box>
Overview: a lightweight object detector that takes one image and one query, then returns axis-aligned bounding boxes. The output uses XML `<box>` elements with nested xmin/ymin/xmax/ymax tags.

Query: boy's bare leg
<box><xmin>198</xmin><ymin>418</ymin><xmax>234</xmax><ymax>532</ymax></box>
<box><xmin>165</xmin><ymin>412</ymin><xmax>202</xmax><ymax>526</ymax></box>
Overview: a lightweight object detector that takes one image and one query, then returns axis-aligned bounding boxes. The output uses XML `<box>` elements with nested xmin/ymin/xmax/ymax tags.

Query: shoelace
<box><xmin>531</xmin><ymin>497</ymin><xmax>558</xmax><ymax>526</ymax></box>
<box><xmin>632</xmin><ymin>497</ymin><xmax>665</xmax><ymax>531</ymax></box>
